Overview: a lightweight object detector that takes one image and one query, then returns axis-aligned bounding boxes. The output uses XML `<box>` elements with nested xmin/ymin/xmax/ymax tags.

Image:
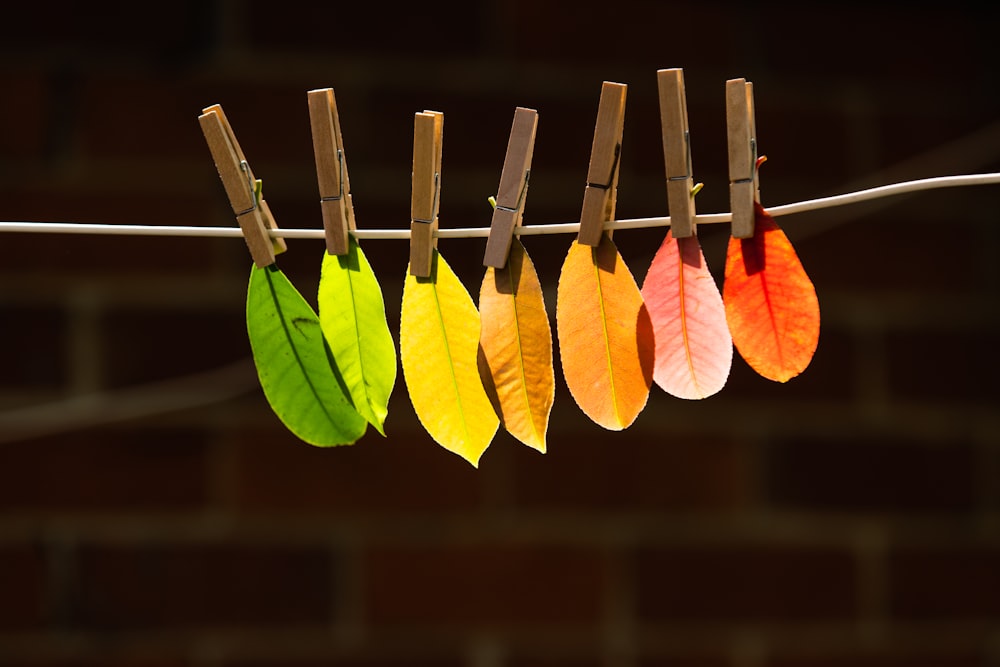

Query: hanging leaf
<box><xmin>400</xmin><ymin>250</ymin><xmax>499</xmax><ymax>466</ymax></box>
<box><xmin>556</xmin><ymin>233</ymin><xmax>654</xmax><ymax>430</ymax></box>
<box><xmin>246</xmin><ymin>264</ymin><xmax>367</xmax><ymax>447</ymax></box>
<box><xmin>478</xmin><ymin>239</ymin><xmax>555</xmax><ymax>453</ymax></box>
<box><xmin>318</xmin><ymin>237</ymin><xmax>397</xmax><ymax>435</ymax></box>
<box><xmin>641</xmin><ymin>231</ymin><xmax>732</xmax><ymax>399</ymax></box>
<box><xmin>723</xmin><ymin>202</ymin><xmax>820</xmax><ymax>382</ymax></box>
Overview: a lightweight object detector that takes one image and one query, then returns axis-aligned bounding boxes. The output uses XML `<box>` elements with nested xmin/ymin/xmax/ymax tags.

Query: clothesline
<box><xmin>1</xmin><ymin>173</ymin><xmax>997</xmax><ymax>240</ymax></box>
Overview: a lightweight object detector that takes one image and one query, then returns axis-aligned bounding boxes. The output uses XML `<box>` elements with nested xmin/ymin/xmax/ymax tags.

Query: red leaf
<box><xmin>641</xmin><ymin>231</ymin><xmax>732</xmax><ymax>399</ymax></box>
<box><xmin>723</xmin><ymin>203</ymin><xmax>820</xmax><ymax>382</ymax></box>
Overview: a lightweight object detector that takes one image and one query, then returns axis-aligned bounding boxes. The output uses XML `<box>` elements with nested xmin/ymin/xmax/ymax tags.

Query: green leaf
<box><xmin>247</xmin><ymin>264</ymin><xmax>367</xmax><ymax>447</ymax></box>
<box><xmin>317</xmin><ymin>237</ymin><xmax>397</xmax><ymax>435</ymax></box>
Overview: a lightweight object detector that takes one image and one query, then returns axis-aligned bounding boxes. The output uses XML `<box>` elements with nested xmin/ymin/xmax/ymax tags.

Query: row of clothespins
<box><xmin>198</xmin><ymin>68</ymin><xmax>764</xmax><ymax>274</ymax></box>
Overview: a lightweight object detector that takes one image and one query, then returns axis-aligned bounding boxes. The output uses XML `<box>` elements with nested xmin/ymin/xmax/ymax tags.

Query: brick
<box><xmin>364</xmin><ymin>545</ymin><xmax>606</xmax><ymax>627</ymax></box>
<box><xmin>100</xmin><ymin>306</ymin><xmax>247</xmax><ymax>388</ymax></box>
<box><xmin>0</xmin><ymin>543</ymin><xmax>47</xmax><ymax>630</ymax></box>
<box><xmin>78</xmin><ymin>76</ymin><xmax>213</xmax><ymax>160</ymax></box>
<box><xmin>721</xmin><ymin>325</ymin><xmax>856</xmax><ymax>402</ymax></box>
<box><xmin>3</xmin><ymin>2</ymin><xmax>211</xmax><ymax>62</ymax></box>
<box><xmin>639</xmin><ymin>659</ymin><xmax>730</xmax><ymax>667</ymax></box>
<box><xmin>16</xmin><ymin>660</ymin><xmax>193</xmax><ymax>667</ymax></box>
<box><xmin>232</xmin><ymin>415</ymin><xmax>490</xmax><ymax>514</ymax></box>
<box><xmin>0</xmin><ymin>428</ymin><xmax>211</xmax><ymax>511</ymax></box>
<box><xmin>0</xmin><ymin>305</ymin><xmax>69</xmax><ymax>389</ymax></box>
<box><xmin>889</xmin><ymin>546</ymin><xmax>1000</xmax><ymax>619</ymax></box>
<box><xmin>225</xmin><ymin>660</ymin><xmax>461</xmax><ymax>667</ymax></box>
<box><xmin>362</xmin><ymin>88</ymin><xmax>530</xmax><ymax>183</ymax></box>
<box><xmin>878</xmin><ymin>107</ymin><xmax>1000</xmax><ymax>172</ymax></box>
<box><xmin>245</xmin><ymin>0</ymin><xmax>484</xmax><ymax>56</ymax></box>
<box><xmin>757</xmin><ymin>6</ymin><xmax>992</xmax><ymax>81</ymax></box>
<box><xmin>0</xmin><ymin>188</ymin><xmax>223</xmax><ymax>276</ymax></box>
<box><xmin>0</xmin><ymin>67</ymin><xmax>50</xmax><ymax>159</ymax></box>
<box><xmin>507</xmin><ymin>659</ymin><xmax>601</xmax><ymax>667</ymax></box>
<box><xmin>0</xmin><ymin>190</ymin><xmax>215</xmax><ymax>227</ymax></box>
<box><xmin>78</xmin><ymin>76</ymin><xmax>314</xmax><ymax>164</ymax></box>
<box><xmin>512</xmin><ymin>432</ymin><xmax>748</xmax><ymax>511</ymax></box>
<box><xmin>767</xmin><ymin>655</ymin><xmax>983</xmax><ymax>667</ymax></box>
<box><xmin>758</xmin><ymin>106</ymin><xmax>855</xmax><ymax>195</ymax></box>
<box><xmin>73</xmin><ymin>543</ymin><xmax>333</xmax><ymax>630</ymax></box>
<box><xmin>798</xmin><ymin>213</ymin><xmax>981</xmax><ymax>293</ymax></box>
<box><xmin>0</xmin><ymin>231</ymin><xmax>226</xmax><ymax>277</ymax></box>
<box><xmin>765</xmin><ymin>435</ymin><xmax>978</xmax><ymax>513</ymax></box>
<box><xmin>635</xmin><ymin>545</ymin><xmax>857</xmax><ymax>622</ymax></box>
<box><xmin>886</xmin><ymin>329</ymin><xmax>1000</xmax><ymax>403</ymax></box>
<box><xmin>508</xmin><ymin>0</ymin><xmax>741</xmax><ymax>68</ymax></box>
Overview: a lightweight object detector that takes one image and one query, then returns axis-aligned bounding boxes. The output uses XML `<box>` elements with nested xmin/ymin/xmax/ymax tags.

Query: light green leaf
<box><xmin>247</xmin><ymin>264</ymin><xmax>367</xmax><ymax>447</ymax></box>
<box><xmin>318</xmin><ymin>237</ymin><xmax>397</xmax><ymax>435</ymax></box>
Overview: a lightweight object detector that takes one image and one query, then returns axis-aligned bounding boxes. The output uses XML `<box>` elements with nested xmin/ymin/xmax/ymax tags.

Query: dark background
<box><xmin>1</xmin><ymin>1</ymin><xmax>999</xmax><ymax>665</ymax></box>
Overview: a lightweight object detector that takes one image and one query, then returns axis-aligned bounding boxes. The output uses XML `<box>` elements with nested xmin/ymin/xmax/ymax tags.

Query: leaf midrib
<box><xmin>592</xmin><ymin>244</ymin><xmax>621</xmax><ymax>425</ymax></box>
<box><xmin>506</xmin><ymin>258</ymin><xmax>543</xmax><ymax>446</ymax></box>
<box><xmin>429</xmin><ymin>266</ymin><xmax>473</xmax><ymax>446</ymax></box>
<box><xmin>265</xmin><ymin>269</ymin><xmax>341</xmax><ymax>429</ymax></box>
<box><xmin>677</xmin><ymin>238</ymin><xmax>703</xmax><ymax>398</ymax></box>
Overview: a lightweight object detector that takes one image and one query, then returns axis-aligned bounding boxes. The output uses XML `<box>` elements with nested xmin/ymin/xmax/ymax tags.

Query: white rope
<box><xmin>1</xmin><ymin>173</ymin><xmax>997</xmax><ymax>240</ymax></box>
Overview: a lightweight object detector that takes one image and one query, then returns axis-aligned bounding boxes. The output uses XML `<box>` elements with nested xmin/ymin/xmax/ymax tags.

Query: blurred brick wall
<box><xmin>1</xmin><ymin>1</ymin><xmax>999</xmax><ymax>665</ymax></box>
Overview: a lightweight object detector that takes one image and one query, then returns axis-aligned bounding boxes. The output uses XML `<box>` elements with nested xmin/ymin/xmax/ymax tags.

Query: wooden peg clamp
<box><xmin>578</xmin><ymin>81</ymin><xmax>627</xmax><ymax>247</ymax></box>
<box><xmin>483</xmin><ymin>107</ymin><xmax>538</xmax><ymax>269</ymax></box>
<box><xmin>410</xmin><ymin>110</ymin><xmax>444</xmax><ymax>278</ymax></box>
<box><xmin>199</xmin><ymin>104</ymin><xmax>287</xmax><ymax>268</ymax></box>
<box><xmin>726</xmin><ymin>78</ymin><xmax>760</xmax><ymax>239</ymax></box>
<box><xmin>658</xmin><ymin>68</ymin><xmax>697</xmax><ymax>238</ymax></box>
<box><xmin>308</xmin><ymin>88</ymin><xmax>357</xmax><ymax>256</ymax></box>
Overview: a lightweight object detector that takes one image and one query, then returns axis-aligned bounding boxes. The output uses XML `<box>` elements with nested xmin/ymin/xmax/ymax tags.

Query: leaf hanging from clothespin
<box><xmin>641</xmin><ymin>68</ymin><xmax>732</xmax><ymax>400</ymax></box>
<box><xmin>478</xmin><ymin>107</ymin><xmax>554</xmax><ymax>453</ymax></box>
<box><xmin>722</xmin><ymin>80</ymin><xmax>820</xmax><ymax>382</ymax></box>
<box><xmin>402</xmin><ymin>251</ymin><xmax>500</xmax><ymax>466</ymax></box>
<box><xmin>400</xmin><ymin>111</ymin><xmax>499</xmax><ymax>466</ymax></box>
<box><xmin>317</xmin><ymin>239</ymin><xmax>397</xmax><ymax>435</ymax></box>
<box><xmin>310</xmin><ymin>88</ymin><xmax>397</xmax><ymax>436</ymax></box>
<box><xmin>723</xmin><ymin>203</ymin><xmax>820</xmax><ymax>382</ymax></box>
<box><xmin>556</xmin><ymin>82</ymin><xmax>654</xmax><ymax>430</ymax></box>
<box><xmin>642</xmin><ymin>232</ymin><xmax>732</xmax><ymax>399</ymax></box>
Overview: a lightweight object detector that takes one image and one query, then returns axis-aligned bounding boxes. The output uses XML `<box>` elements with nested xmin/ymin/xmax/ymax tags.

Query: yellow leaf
<box><xmin>556</xmin><ymin>233</ymin><xmax>654</xmax><ymax>430</ymax></box>
<box><xmin>401</xmin><ymin>250</ymin><xmax>499</xmax><ymax>466</ymax></box>
<box><xmin>478</xmin><ymin>239</ymin><xmax>555</xmax><ymax>453</ymax></box>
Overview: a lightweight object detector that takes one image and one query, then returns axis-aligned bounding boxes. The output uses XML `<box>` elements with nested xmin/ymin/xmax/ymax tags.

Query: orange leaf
<box><xmin>556</xmin><ymin>233</ymin><xmax>654</xmax><ymax>430</ymax></box>
<box><xmin>641</xmin><ymin>231</ymin><xmax>732</xmax><ymax>399</ymax></box>
<box><xmin>723</xmin><ymin>203</ymin><xmax>820</xmax><ymax>382</ymax></box>
<box><xmin>478</xmin><ymin>239</ymin><xmax>555</xmax><ymax>453</ymax></box>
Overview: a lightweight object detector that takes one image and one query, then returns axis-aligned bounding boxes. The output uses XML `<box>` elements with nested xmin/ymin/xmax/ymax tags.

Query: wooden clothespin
<box><xmin>726</xmin><ymin>78</ymin><xmax>761</xmax><ymax>239</ymax></box>
<box><xmin>199</xmin><ymin>104</ymin><xmax>287</xmax><ymax>268</ymax></box>
<box><xmin>578</xmin><ymin>81</ymin><xmax>627</xmax><ymax>247</ymax></box>
<box><xmin>658</xmin><ymin>68</ymin><xmax>697</xmax><ymax>238</ymax></box>
<box><xmin>483</xmin><ymin>107</ymin><xmax>538</xmax><ymax>269</ymax></box>
<box><xmin>410</xmin><ymin>110</ymin><xmax>444</xmax><ymax>278</ymax></box>
<box><xmin>307</xmin><ymin>88</ymin><xmax>356</xmax><ymax>256</ymax></box>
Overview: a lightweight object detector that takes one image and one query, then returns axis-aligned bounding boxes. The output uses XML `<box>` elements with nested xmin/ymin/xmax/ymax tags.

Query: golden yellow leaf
<box><xmin>556</xmin><ymin>233</ymin><xmax>654</xmax><ymax>430</ymax></box>
<box><xmin>400</xmin><ymin>250</ymin><xmax>499</xmax><ymax>466</ymax></box>
<box><xmin>478</xmin><ymin>239</ymin><xmax>555</xmax><ymax>453</ymax></box>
